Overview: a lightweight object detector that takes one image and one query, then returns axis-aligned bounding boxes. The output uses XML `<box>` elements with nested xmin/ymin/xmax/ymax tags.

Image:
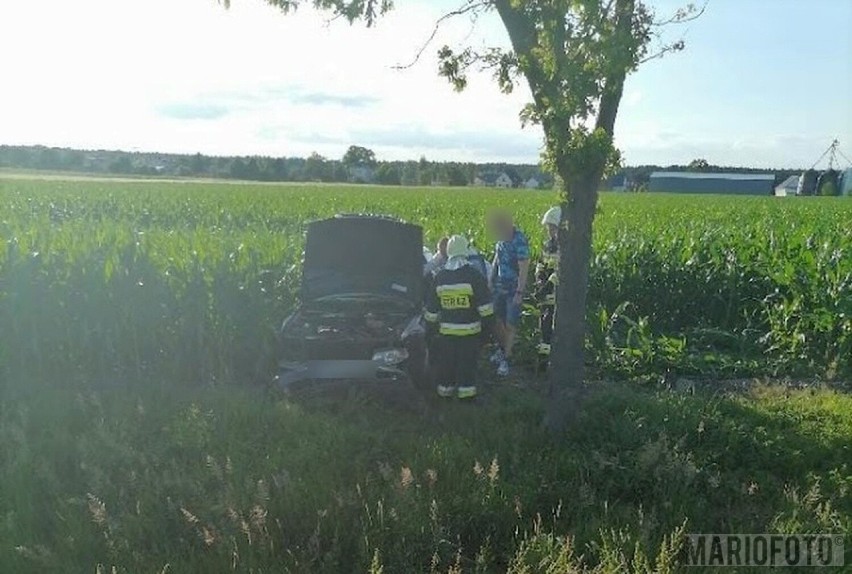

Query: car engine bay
<box><xmin>285</xmin><ymin>307</ymin><xmax>412</xmax><ymax>341</ymax></box>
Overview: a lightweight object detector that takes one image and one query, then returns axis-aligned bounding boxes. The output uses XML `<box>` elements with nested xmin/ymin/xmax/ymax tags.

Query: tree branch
<box><xmin>591</xmin><ymin>0</ymin><xmax>633</xmax><ymax>182</ymax></box>
<box><xmin>640</xmin><ymin>1</ymin><xmax>707</xmax><ymax>63</ymax></box>
<box><xmin>493</xmin><ymin>0</ymin><xmax>558</xmax><ymax>135</ymax></box>
<box><xmin>322</xmin><ymin>11</ymin><xmax>346</xmax><ymax>26</ymax></box>
<box><xmin>638</xmin><ymin>39</ymin><xmax>685</xmax><ymax>63</ymax></box>
<box><xmin>392</xmin><ymin>0</ymin><xmax>491</xmax><ymax>70</ymax></box>
<box><xmin>652</xmin><ymin>1</ymin><xmax>708</xmax><ymax>27</ymax></box>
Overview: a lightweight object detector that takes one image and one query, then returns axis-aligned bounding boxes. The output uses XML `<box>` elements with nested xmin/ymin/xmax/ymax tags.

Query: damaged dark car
<box><xmin>276</xmin><ymin>215</ymin><xmax>428</xmax><ymax>392</ymax></box>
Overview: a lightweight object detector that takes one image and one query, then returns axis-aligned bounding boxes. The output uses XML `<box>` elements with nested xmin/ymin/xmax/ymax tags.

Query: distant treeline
<box><xmin>0</xmin><ymin>145</ymin><xmax>805</xmax><ymax>188</ymax></box>
<box><xmin>0</xmin><ymin>144</ymin><xmax>553</xmax><ymax>188</ymax></box>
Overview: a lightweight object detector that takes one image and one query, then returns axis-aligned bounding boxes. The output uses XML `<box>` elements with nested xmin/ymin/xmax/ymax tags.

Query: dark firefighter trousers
<box><xmin>432</xmin><ymin>334</ymin><xmax>481</xmax><ymax>387</ymax></box>
<box><xmin>540</xmin><ymin>304</ymin><xmax>555</xmax><ymax>347</ymax></box>
<box><xmin>538</xmin><ymin>280</ymin><xmax>556</xmax><ymax>353</ymax></box>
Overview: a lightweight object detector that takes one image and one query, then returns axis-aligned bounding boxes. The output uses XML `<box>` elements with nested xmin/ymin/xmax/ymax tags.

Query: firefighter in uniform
<box><xmin>424</xmin><ymin>235</ymin><xmax>494</xmax><ymax>399</ymax></box>
<box><xmin>535</xmin><ymin>207</ymin><xmax>561</xmax><ymax>363</ymax></box>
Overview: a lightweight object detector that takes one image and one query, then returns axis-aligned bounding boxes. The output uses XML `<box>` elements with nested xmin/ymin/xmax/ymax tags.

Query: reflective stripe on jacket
<box><xmin>425</xmin><ymin>262</ymin><xmax>493</xmax><ymax>337</ymax></box>
<box><xmin>535</xmin><ymin>238</ymin><xmax>560</xmax><ymax>306</ymax></box>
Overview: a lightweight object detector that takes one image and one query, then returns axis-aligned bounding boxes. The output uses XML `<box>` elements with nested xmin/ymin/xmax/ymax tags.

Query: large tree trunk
<box><xmin>493</xmin><ymin>0</ymin><xmax>632</xmax><ymax>431</ymax></box>
<box><xmin>549</xmin><ymin>175</ymin><xmax>598</xmax><ymax>388</ymax></box>
<box><xmin>545</xmin><ymin>174</ymin><xmax>598</xmax><ymax>430</ymax></box>
<box><xmin>545</xmin><ymin>1</ymin><xmax>630</xmax><ymax>431</ymax></box>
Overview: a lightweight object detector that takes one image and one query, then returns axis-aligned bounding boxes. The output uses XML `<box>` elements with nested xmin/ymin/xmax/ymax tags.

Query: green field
<box><xmin>1</xmin><ymin>178</ymin><xmax>849</xmax><ymax>384</ymax></box>
<box><xmin>1</xmin><ymin>177</ymin><xmax>851</xmax><ymax>572</ymax></box>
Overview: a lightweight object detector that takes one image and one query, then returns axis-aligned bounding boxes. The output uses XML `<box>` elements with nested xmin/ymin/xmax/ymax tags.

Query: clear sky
<box><xmin>1</xmin><ymin>0</ymin><xmax>849</xmax><ymax>168</ymax></box>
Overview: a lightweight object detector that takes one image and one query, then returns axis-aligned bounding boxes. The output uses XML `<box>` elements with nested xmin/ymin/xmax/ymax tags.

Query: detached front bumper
<box><xmin>275</xmin><ymin>357</ymin><xmax>410</xmax><ymax>391</ymax></box>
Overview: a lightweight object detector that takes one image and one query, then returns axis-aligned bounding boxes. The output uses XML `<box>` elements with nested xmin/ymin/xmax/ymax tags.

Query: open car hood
<box><xmin>301</xmin><ymin>215</ymin><xmax>424</xmax><ymax>305</ymax></box>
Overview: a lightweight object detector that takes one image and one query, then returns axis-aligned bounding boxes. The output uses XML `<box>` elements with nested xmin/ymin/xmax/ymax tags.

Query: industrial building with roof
<box><xmin>774</xmin><ymin>174</ymin><xmax>801</xmax><ymax>196</ymax></box>
<box><xmin>649</xmin><ymin>171</ymin><xmax>775</xmax><ymax>195</ymax></box>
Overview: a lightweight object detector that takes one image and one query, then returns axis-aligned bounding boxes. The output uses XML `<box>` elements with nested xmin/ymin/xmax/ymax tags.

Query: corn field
<box><xmin>2</xmin><ymin>177</ymin><xmax>851</xmax><ymax>573</ymax></box>
<box><xmin>0</xmin><ymin>178</ymin><xmax>849</xmax><ymax>386</ymax></box>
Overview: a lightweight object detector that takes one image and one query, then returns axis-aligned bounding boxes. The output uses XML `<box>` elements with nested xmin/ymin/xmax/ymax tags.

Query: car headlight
<box><xmin>372</xmin><ymin>348</ymin><xmax>409</xmax><ymax>366</ymax></box>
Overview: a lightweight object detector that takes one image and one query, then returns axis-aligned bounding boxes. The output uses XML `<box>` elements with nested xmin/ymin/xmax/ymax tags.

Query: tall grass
<box><xmin>1</xmin><ymin>383</ymin><xmax>849</xmax><ymax>572</ymax></box>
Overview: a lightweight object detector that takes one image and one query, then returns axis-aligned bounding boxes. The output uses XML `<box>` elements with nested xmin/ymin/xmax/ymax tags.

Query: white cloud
<box><xmin>1</xmin><ymin>0</ymin><xmax>846</xmax><ymax>166</ymax></box>
<box><xmin>0</xmin><ymin>0</ymin><xmax>541</xmax><ymax>162</ymax></box>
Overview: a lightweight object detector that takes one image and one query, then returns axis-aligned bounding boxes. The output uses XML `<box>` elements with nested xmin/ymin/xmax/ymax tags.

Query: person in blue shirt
<box><xmin>487</xmin><ymin>210</ymin><xmax>530</xmax><ymax>377</ymax></box>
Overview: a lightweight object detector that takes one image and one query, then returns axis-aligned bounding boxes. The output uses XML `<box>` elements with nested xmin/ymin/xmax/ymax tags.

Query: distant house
<box><xmin>649</xmin><ymin>171</ymin><xmax>775</xmax><ymax>195</ymax></box>
<box><xmin>474</xmin><ymin>173</ymin><xmax>498</xmax><ymax>187</ymax></box>
<box><xmin>495</xmin><ymin>172</ymin><xmax>513</xmax><ymax>188</ymax></box>
<box><xmin>774</xmin><ymin>175</ymin><xmax>801</xmax><ymax>197</ymax></box>
<box><xmin>524</xmin><ymin>177</ymin><xmax>541</xmax><ymax>189</ymax></box>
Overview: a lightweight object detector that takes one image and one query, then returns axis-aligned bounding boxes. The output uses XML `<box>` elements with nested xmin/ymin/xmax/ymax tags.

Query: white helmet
<box><xmin>541</xmin><ymin>206</ymin><xmax>562</xmax><ymax>226</ymax></box>
<box><xmin>446</xmin><ymin>235</ymin><xmax>471</xmax><ymax>258</ymax></box>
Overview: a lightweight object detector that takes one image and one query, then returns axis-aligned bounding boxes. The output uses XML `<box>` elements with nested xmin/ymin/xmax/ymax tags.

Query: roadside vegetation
<box><xmin>3</xmin><ymin>382</ymin><xmax>850</xmax><ymax>573</ymax></box>
<box><xmin>1</xmin><ymin>178</ymin><xmax>850</xmax><ymax>572</ymax></box>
